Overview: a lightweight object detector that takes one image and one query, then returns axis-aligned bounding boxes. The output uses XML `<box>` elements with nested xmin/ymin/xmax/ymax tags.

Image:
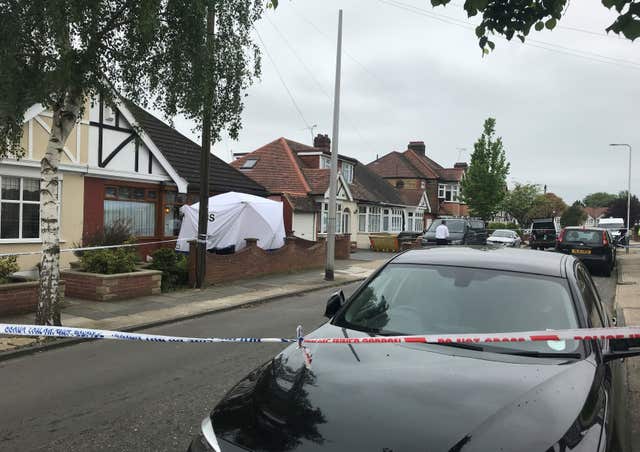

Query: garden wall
<box><xmin>0</xmin><ymin>281</ymin><xmax>65</xmax><ymax>316</ymax></box>
<box><xmin>188</xmin><ymin>235</ymin><xmax>351</xmax><ymax>286</ymax></box>
<box><xmin>62</xmin><ymin>269</ymin><xmax>162</xmax><ymax>301</ymax></box>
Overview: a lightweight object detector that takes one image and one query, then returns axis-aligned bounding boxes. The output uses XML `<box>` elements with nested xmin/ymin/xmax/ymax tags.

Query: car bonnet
<box><xmin>210</xmin><ymin>323</ymin><xmax>596</xmax><ymax>452</ymax></box>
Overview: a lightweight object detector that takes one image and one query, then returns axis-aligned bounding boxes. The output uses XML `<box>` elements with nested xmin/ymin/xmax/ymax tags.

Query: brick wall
<box><xmin>0</xmin><ymin>281</ymin><xmax>65</xmax><ymax>316</ymax></box>
<box><xmin>62</xmin><ymin>269</ymin><xmax>162</xmax><ymax>301</ymax></box>
<box><xmin>188</xmin><ymin>235</ymin><xmax>351</xmax><ymax>286</ymax></box>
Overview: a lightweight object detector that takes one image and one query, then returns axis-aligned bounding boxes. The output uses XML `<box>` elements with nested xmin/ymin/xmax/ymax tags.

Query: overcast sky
<box><xmin>162</xmin><ymin>0</ymin><xmax>639</xmax><ymax>204</ymax></box>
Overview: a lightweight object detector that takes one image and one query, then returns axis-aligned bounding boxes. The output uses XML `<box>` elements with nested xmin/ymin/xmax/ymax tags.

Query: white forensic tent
<box><xmin>176</xmin><ymin>192</ymin><xmax>286</xmax><ymax>253</ymax></box>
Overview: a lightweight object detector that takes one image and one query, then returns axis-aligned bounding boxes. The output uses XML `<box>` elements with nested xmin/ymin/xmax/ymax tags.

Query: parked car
<box><xmin>487</xmin><ymin>229</ymin><xmax>522</xmax><ymax>247</ymax></box>
<box><xmin>556</xmin><ymin>227</ymin><xmax>617</xmax><ymax>276</ymax></box>
<box><xmin>529</xmin><ymin>218</ymin><xmax>559</xmax><ymax>250</ymax></box>
<box><xmin>421</xmin><ymin>218</ymin><xmax>486</xmax><ymax>246</ymax></box>
<box><xmin>188</xmin><ymin>247</ymin><xmax>639</xmax><ymax>452</ymax></box>
<box><xmin>597</xmin><ymin>217</ymin><xmax>626</xmax><ymax>241</ymax></box>
<box><xmin>468</xmin><ymin>219</ymin><xmax>488</xmax><ymax>244</ymax></box>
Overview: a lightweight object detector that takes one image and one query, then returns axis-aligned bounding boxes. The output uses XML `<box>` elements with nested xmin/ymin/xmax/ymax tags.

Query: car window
<box><xmin>532</xmin><ymin>221</ymin><xmax>555</xmax><ymax>230</ymax></box>
<box><xmin>492</xmin><ymin>230</ymin><xmax>514</xmax><ymax>238</ymax></box>
<box><xmin>564</xmin><ymin>230</ymin><xmax>602</xmax><ymax>245</ymax></box>
<box><xmin>576</xmin><ymin>266</ymin><xmax>605</xmax><ymax>327</ymax></box>
<box><xmin>427</xmin><ymin>219</ymin><xmax>466</xmax><ymax>233</ymax></box>
<box><xmin>469</xmin><ymin>220</ymin><xmax>484</xmax><ymax>230</ymax></box>
<box><xmin>337</xmin><ymin>264</ymin><xmax>581</xmax><ymax>355</ymax></box>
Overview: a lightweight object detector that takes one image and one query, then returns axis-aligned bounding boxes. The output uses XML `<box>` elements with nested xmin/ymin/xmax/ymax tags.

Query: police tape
<box><xmin>2</xmin><ymin>323</ymin><xmax>640</xmax><ymax>346</ymax></box>
<box><xmin>0</xmin><ymin>238</ymin><xmax>195</xmax><ymax>258</ymax></box>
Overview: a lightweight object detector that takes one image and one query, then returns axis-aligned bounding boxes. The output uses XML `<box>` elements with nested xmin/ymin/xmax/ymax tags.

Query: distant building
<box><xmin>584</xmin><ymin>207</ymin><xmax>608</xmax><ymax>227</ymax></box>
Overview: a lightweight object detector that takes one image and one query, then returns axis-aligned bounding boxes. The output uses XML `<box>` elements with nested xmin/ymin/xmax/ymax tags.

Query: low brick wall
<box><xmin>0</xmin><ymin>281</ymin><xmax>65</xmax><ymax>316</ymax></box>
<box><xmin>61</xmin><ymin>269</ymin><xmax>162</xmax><ymax>301</ymax></box>
<box><xmin>189</xmin><ymin>235</ymin><xmax>351</xmax><ymax>286</ymax></box>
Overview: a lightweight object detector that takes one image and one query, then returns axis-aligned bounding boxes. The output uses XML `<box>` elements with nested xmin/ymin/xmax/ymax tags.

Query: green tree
<box><xmin>528</xmin><ymin>193</ymin><xmax>567</xmax><ymax>220</ymax></box>
<box><xmin>460</xmin><ymin>118</ymin><xmax>510</xmax><ymax>220</ymax></box>
<box><xmin>607</xmin><ymin>193</ymin><xmax>640</xmax><ymax>227</ymax></box>
<box><xmin>1</xmin><ymin>0</ymin><xmax>273</xmax><ymax>325</ymax></box>
<box><xmin>583</xmin><ymin>192</ymin><xmax>617</xmax><ymax>208</ymax></box>
<box><xmin>430</xmin><ymin>0</ymin><xmax>640</xmax><ymax>52</ymax></box>
<box><xmin>501</xmin><ymin>183</ymin><xmax>541</xmax><ymax>227</ymax></box>
<box><xmin>561</xmin><ymin>201</ymin><xmax>587</xmax><ymax>227</ymax></box>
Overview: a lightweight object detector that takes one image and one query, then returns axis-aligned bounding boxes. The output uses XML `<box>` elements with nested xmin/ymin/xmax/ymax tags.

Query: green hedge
<box><xmin>149</xmin><ymin>248</ymin><xmax>188</xmax><ymax>292</ymax></box>
<box><xmin>0</xmin><ymin>256</ymin><xmax>19</xmax><ymax>284</ymax></box>
<box><xmin>81</xmin><ymin>247</ymin><xmax>137</xmax><ymax>274</ymax></box>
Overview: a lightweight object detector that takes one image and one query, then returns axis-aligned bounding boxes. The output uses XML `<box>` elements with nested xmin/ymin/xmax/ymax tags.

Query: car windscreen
<box><xmin>563</xmin><ymin>230</ymin><xmax>603</xmax><ymax>245</ymax></box>
<box><xmin>468</xmin><ymin>220</ymin><xmax>484</xmax><ymax>230</ymax></box>
<box><xmin>532</xmin><ymin>221</ymin><xmax>555</xmax><ymax>230</ymax></box>
<box><xmin>427</xmin><ymin>219</ymin><xmax>465</xmax><ymax>233</ymax></box>
<box><xmin>491</xmin><ymin>230</ymin><xmax>514</xmax><ymax>238</ymax></box>
<box><xmin>336</xmin><ymin>264</ymin><xmax>581</xmax><ymax>355</ymax></box>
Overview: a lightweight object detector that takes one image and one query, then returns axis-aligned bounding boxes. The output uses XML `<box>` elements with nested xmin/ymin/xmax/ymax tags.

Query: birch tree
<box><xmin>0</xmin><ymin>0</ymin><xmax>274</xmax><ymax>325</ymax></box>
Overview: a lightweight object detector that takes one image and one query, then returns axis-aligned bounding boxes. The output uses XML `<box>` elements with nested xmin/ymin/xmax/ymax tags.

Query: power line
<box><xmin>254</xmin><ymin>26</ymin><xmax>312</xmax><ymax>129</ymax></box>
<box><xmin>265</xmin><ymin>14</ymin><xmax>378</xmax><ymax>151</ymax></box>
<box><xmin>378</xmin><ymin>0</ymin><xmax>640</xmax><ymax>71</ymax></box>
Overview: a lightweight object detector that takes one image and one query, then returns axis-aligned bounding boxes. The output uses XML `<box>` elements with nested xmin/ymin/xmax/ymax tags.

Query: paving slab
<box><xmin>631</xmin><ymin>391</ymin><xmax>640</xmax><ymax>452</ymax></box>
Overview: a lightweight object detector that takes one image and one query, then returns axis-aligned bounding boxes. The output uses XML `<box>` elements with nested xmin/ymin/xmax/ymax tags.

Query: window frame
<box><xmin>0</xmin><ymin>175</ymin><xmax>45</xmax><ymax>243</ymax></box>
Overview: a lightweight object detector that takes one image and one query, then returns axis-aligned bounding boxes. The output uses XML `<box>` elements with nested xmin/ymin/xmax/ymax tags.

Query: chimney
<box><xmin>313</xmin><ymin>133</ymin><xmax>331</xmax><ymax>151</ymax></box>
<box><xmin>408</xmin><ymin>141</ymin><xmax>425</xmax><ymax>155</ymax></box>
<box><xmin>454</xmin><ymin>162</ymin><xmax>468</xmax><ymax>169</ymax></box>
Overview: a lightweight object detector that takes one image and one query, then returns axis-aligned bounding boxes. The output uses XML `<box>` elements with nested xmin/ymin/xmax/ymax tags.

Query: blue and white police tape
<box><xmin>2</xmin><ymin>323</ymin><xmax>640</xmax><ymax>345</ymax></box>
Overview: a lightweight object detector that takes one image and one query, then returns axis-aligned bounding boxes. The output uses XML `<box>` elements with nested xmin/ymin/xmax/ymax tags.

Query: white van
<box><xmin>597</xmin><ymin>217</ymin><xmax>625</xmax><ymax>237</ymax></box>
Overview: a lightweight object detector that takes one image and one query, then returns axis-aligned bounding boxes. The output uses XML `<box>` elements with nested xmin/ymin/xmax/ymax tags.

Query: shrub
<box><xmin>0</xmin><ymin>256</ymin><xmax>19</xmax><ymax>284</ymax></box>
<box><xmin>81</xmin><ymin>247</ymin><xmax>137</xmax><ymax>274</ymax></box>
<box><xmin>149</xmin><ymin>248</ymin><xmax>189</xmax><ymax>291</ymax></box>
<box><xmin>75</xmin><ymin>220</ymin><xmax>133</xmax><ymax>257</ymax></box>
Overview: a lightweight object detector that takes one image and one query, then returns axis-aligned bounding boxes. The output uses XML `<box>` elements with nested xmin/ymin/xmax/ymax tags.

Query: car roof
<box><xmin>391</xmin><ymin>247</ymin><xmax>566</xmax><ymax>277</ymax></box>
<box><xmin>564</xmin><ymin>226</ymin><xmax>605</xmax><ymax>231</ymax></box>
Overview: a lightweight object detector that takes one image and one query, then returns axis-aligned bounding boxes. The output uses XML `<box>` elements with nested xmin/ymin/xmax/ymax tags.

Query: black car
<box><xmin>421</xmin><ymin>218</ymin><xmax>486</xmax><ymax>246</ymax></box>
<box><xmin>189</xmin><ymin>247</ymin><xmax>639</xmax><ymax>452</ymax></box>
<box><xmin>557</xmin><ymin>227</ymin><xmax>617</xmax><ymax>276</ymax></box>
<box><xmin>529</xmin><ymin>218</ymin><xmax>559</xmax><ymax>250</ymax></box>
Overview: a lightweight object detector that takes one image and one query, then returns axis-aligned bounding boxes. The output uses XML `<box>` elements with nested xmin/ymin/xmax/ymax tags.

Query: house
<box><xmin>1</xmin><ymin>97</ymin><xmax>267</xmax><ymax>270</ymax></box>
<box><xmin>367</xmin><ymin>141</ymin><xmax>468</xmax><ymax>224</ymax></box>
<box><xmin>584</xmin><ymin>207</ymin><xmax>608</xmax><ymax>227</ymax></box>
<box><xmin>232</xmin><ymin>135</ymin><xmax>430</xmax><ymax>249</ymax></box>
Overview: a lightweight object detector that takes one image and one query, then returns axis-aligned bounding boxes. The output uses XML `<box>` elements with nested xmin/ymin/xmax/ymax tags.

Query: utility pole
<box><xmin>196</xmin><ymin>3</ymin><xmax>216</xmax><ymax>288</ymax></box>
<box><xmin>610</xmin><ymin>143</ymin><xmax>633</xmax><ymax>254</ymax></box>
<box><xmin>325</xmin><ymin>9</ymin><xmax>342</xmax><ymax>281</ymax></box>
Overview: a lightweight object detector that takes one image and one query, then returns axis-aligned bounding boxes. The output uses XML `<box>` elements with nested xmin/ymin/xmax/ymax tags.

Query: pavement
<box><xmin>615</xmin><ymin>245</ymin><xmax>640</xmax><ymax>451</ymax></box>
<box><xmin>0</xmin><ymin>256</ymin><xmax>389</xmax><ymax>357</ymax></box>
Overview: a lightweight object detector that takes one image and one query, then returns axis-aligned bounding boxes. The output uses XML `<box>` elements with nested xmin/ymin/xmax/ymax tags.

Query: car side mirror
<box><xmin>603</xmin><ymin>337</ymin><xmax>640</xmax><ymax>362</ymax></box>
<box><xmin>324</xmin><ymin>290</ymin><xmax>346</xmax><ymax>318</ymax></box>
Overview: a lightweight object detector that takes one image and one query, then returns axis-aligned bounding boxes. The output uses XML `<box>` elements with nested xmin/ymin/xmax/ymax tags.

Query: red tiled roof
<box><xmin>439</xmin><ymin>167</ymin><xmax>465</xmax><ymax>181</ymax></box>
<box><xmin>584</xmin><ymin>207</ymin><xmax>607</xmax><ymax>219</ymax></box>
<box><xmin>403</xmin><ymin>150</ymin><xmax>440</xmax><ymax>179</ymax></box>
<box><xmin>231</xmin><ymin>138</ymin><xmax>310</xmax><ymax>195</ymax></box>
<box><xmin>367</xmin><ymin>152</ymin><xmax>422</xmax><ymax>178</ymax></box>
<box><xmin>396</xmin><ymin>189</ymin><xmax>424</xmax><ymax>206</ymax></box>
<box><xmin>301</xmin><ymin>168</ymin><xmax>330</xmax><ymax>194</ymax></box>
<box><xmin>284</xmin><ymin>193</ymin><xmax>316</xmax><ymax>212</ymax></box>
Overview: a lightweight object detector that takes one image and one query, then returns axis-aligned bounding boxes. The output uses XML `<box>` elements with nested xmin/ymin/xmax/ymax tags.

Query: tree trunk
<box><xmin>35</xmin><ymin>95</ymin><xmax>81</xmax><ymax>326</ymax></box>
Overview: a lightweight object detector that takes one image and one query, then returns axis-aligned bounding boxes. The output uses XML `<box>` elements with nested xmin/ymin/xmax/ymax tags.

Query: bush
<box><xmin>488</xmin><ymin>222</ymin><xmax>519</xmax><ymax>230</ymax></box>
<box><xmin>0</xmin><ymin>256</ymin><xmax>19</xmax><ymax>284</ymax></box>
<box><xmin>75</xmin><ymin>220</ymin><xmax>133</xmax><ymax>257</ymax></box>
<box><xmin>81</xmin><ymin>247</ymin><xmax>138</xmax><ymax>274</ymax></box>
<box><xmin>149</xmin><ymin>248</ymin><xmax>188</xmax><ymax>291</ymax></box>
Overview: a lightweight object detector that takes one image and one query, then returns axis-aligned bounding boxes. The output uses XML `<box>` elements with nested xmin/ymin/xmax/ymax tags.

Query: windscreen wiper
<box><xmin>432</xmin><ymin>342</ymin><xmax>485</xmax><ymax>352</ymax></box>
<box><xmin>498</xmin><ymin>350</ymin><xmax>581</xmax><ymax>359</ymax></box>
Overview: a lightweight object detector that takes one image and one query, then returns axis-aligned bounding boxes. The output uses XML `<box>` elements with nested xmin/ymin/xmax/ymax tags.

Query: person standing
<box><xmin>435</xmin><ymin>220</ymin><xmax>450</xmax><ymax>245</ymax></box>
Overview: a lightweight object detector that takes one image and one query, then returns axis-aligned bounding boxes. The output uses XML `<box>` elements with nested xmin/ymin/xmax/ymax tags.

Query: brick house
<box><xmin>584</xmin><ymin>207</ymin><xmax>608</xmax><ymax>227</ymax></box>
<box><xmin>232</xmin><ymin>135</ymin><xmax>430</xmax><ymax>249</ymax></box>
<box><xmin>367</xmin><ymin>141</ymin><xmax>468</xmax><ymax>225</ymax></box>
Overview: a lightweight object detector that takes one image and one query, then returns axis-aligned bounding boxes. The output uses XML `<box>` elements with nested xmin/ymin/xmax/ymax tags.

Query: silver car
<box><xmin>486</xmin><ymin>229</ymin><xmax>522</xmax><ymax>247</ymax></box>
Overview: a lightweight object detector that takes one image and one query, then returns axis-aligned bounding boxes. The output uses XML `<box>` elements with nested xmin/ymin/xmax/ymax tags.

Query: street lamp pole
<box><xmin>610</xmin><ymin>143</ymin><xmax>632</xmax><ymax>254</ymax></box>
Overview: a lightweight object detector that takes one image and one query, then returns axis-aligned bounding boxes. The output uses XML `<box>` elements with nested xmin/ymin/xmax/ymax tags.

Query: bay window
<box><xmin>104</xmin><ymin>186</ymin><xmax>157</xmax><ymax>237</ymax></box>
<box><xmin>341</xmin><ymin>163</ymin><xmax>354</xmax><ymax>183</ymax></box>
<box><xmin>0</xmin><ymin>176</ymin><xmax>41</xmax><ymax>240</ymax></box>
<box><xmin>320</xmin><ymin>203</ymin><xmax>345</xmax><ymax>234</ymax></box>
<box><xmin>368</xmin><ymin>207</ymin><xmax>381</xmax><ymax>232</ymax></box>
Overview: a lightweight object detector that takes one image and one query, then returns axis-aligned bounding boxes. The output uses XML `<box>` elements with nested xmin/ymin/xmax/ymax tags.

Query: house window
<box><xmin>358</xmin><ymin>211</ymin><xmax>366</xmax><ymax>232</ymax></box>
<box><xmin>240</xmin><ymin>159</ymin><xmax>258</xmax><ymax>169</ymax></box>
<box><xmin>407</xmin><ymin>212</ymin><xmax>414</xmax><ymax>232</ymax></box>
<box><xmin>420</xmin><ymin>180</ymin><xmax>426</xmax><ymax>189</ymax></box>
<box><xmin>341</xmin><ymin>163</ymin><xmax>354</xmax><ymax>183</ymax></box>
<box><xmin>320</xmin><ymin>156</ymin><xmax>331</xmax><ymax>169</ymax></box>
<box><xmin>395</xmin><ymin>180</ymin><xmax>405</xmax><ymax>189</ymax></box>
<box><xmin>104</xmin><ymin>186</ymin><xmax>156</xmax><ymax>237</ymax></box>
<box><xmin>368</xmin><ymin>207</ymin><xmax>381</xmax><ymax>233</ymax></box>
<box><xmin>321</xmin><ymin>203</ymin><xmax>344</xmax><ymax>234</ymax></box>
<box><xmin>382</xmin><ymin>209</ymin><xmax>390</xmax><ymax>232</ymax></box>
<box><xmin>164</xmin><ymin>191</ymin><xmax>187</xmax><ymax>236</ymax></box>
<box><xmin>391</xmin><ymin>209</ymin><xmax>403</xmax><ymax>232</ymax></box>
<box><xmin>414</xmin><ymin>209</ymin><xmax>424</xmax><ymax>231</ymax></box>
<box><xmin>0</xmin><ymin>176</ymin><xmax>41</xmax><ymax>240</ymax></box>
<box><xmin>438</xmin><ymin>183</ymin><xmax>460</xmax><ymax>202</ymax></box>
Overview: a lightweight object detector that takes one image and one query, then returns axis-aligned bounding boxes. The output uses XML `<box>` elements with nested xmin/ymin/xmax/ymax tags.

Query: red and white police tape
<box><xmin>2</xmin><ymin>323</ymin><xmax>640</xmax><ymax>345</ymax></box>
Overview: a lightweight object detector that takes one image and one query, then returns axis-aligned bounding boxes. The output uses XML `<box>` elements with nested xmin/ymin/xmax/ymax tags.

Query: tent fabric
<box><xmin>176</xmin><ymin>192</ymin><xmax>286</xmax><ymax>252</ymax></box>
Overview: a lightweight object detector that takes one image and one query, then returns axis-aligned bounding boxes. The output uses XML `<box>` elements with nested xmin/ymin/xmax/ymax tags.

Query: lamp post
<box><xmin>609</xmin><ymin>143</ymin><xmax>632</xmax><ymax>254</ymax></box>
